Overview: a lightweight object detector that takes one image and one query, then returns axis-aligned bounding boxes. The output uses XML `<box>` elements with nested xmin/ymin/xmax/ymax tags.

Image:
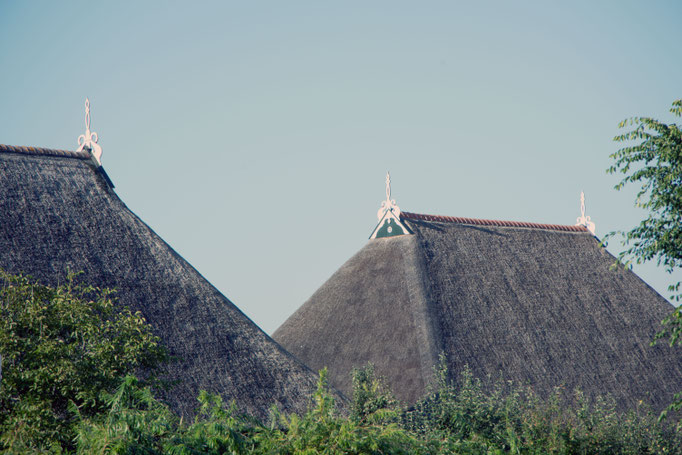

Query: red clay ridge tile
<box><xmin>401</xmin><ymin>211</ymin><xmax>588</xmax><ymax>233</ymax></box>
<box><xmin>0</xmin><ymin>144</ymin><xmax>89</xmax><ymax>159</ymax></box>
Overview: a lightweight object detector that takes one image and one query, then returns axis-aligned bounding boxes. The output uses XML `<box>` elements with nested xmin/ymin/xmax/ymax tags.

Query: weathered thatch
<box><xmin>274</xmin><ymin>211</ymin><xmax>682</xmax><ymax>412</ymax></box>
<box><xmin>0</xmin><ymin>144</ymin><xmax>327</xmax><ymax>420</ymax></box>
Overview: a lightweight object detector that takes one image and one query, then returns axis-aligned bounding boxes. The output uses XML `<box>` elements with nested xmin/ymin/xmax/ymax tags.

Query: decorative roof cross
<box><xmin>575</xmin><ymin>191</ymin><xmax>596</xmax><ymax>235</ymax></box>
<box><xmin>76</xmin><ymin>98</ymin><xmax>103</xmax><ymax>166</ymax></box>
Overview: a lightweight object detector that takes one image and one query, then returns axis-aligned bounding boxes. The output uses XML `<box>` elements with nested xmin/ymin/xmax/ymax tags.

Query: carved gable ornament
<box><xmin>575</xmin><ymin>191</ymin><xmax>596</xmax><ymax>235</ymax></box>
<box><xmin>369</xmin><ymin>172</ymin><xmax>412</xmax><ymax>239</ymax></box>
<box><xmin>76</xmin><ymin>98</ymin><xmax>103</xmax><ymax>166</ymax></box>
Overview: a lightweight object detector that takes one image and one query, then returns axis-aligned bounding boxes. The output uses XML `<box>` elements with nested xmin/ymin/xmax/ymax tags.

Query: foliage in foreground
<box><xmin>608</xmin><ymin>99</ymin><xmax>682</xmax><ymax>293</ymax></box>
<box><xmin>2</xmin><ymin>276</ymin><xmax>682</xmax><ymax>453</ymax></box>
<box><xmin>405</xmin><ymin>357</ymin><xmax>681</xmax><ymax>454</ymax></box>
<box><xmin>0</xmin><ymin>272</ymin><xmax>167</xmax><ymax>453</ymax></box>
<box><xmin>607</xmin><ymin>98</ymin><xmax>682</xmax><ymax>423</ymax></box>
<box><xmin>65</xmin><ymin>362</ymin><xmax>682</xmax><ymax>454</ymax></box>
<box><xmin>74</xmin><ymin>369</ymin><xmax>437</xmax><ymax>454</ymax></box>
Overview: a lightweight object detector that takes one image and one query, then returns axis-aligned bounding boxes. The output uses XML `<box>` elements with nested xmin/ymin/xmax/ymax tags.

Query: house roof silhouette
<box><xmin>275</xmin><ymin>198</ymin><xmax>682</xmax><ymax>412</ymax></box>
<box><xmin>0</xmin><ymin>143</ymin><xmax>325</xmax><ymax>419</ymax></box>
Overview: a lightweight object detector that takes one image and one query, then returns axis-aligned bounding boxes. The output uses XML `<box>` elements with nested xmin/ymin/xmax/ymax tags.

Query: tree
<box><xmin>607</xmin><ymin>98</ymin><xmax>682</xmax><ymax>419</ymax></box>
<box><xmin>608</xmin><ymin>99</ymin><xmax>682</xmax><ymax>293</ymax></box>
<box><xmin>350</xmin><ymin>363</ymin><xmax>398</xmax><ymax>424</ymax></box>
<box><xmin>0</xmin><ymin>271</ymin><xmax>167</xmax><ymax>452</ymax></box>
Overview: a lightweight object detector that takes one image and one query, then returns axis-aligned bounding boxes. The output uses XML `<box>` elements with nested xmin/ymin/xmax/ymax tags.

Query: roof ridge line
<box><xmin>0</xmin><ymin>144</ymin><xmax>89</xmax><ymax>160</ymax></box>
<box><xmin>401</xmin><ymin>211</ymin><xmax>589</xmax><ymax>233</ymax></box>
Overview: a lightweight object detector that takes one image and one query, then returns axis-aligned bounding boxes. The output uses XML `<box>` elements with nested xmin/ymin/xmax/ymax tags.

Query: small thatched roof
<box><xmin>274</xmin><ymin>210</ymin><xmax>682</xmax><ymax>412</ymax></box>
<box><xmin>0</xmin><ymin>144</ymin><xmax>325</xmax><ymax>420</ymax></box>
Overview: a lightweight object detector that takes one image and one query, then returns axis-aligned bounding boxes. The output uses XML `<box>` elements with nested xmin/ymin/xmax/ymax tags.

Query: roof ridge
<box><xmin>401</xmin><ymin>211</ymin><xmax>588</xmax><ymax>233</ymax></box>
<box><xmin>0</xmin><ymin>144</ymin><xmax>89</xmax><ymax>160</ymax></box>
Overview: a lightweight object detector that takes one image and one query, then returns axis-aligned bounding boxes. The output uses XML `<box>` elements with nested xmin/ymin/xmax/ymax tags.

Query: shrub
<box><xmin>0</xmin><ymin>271</ymin><xmax>167</xmax><ymax>452</ymax></box>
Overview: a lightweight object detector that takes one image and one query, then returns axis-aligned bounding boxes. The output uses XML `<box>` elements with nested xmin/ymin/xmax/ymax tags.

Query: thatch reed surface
<box><xmin>275</xmin><ymin>235</ymin><xmax>437</xmax><ymax>403</ymax></box>
<box><xmin>275</xmin><ymin>217</ymin><xmax>682</xmax><ymax>412</ymax></box>
<box><xmin>0</xmin><ymin>149</ymin><xmax>323</xmax><ymax>419</ymax></box>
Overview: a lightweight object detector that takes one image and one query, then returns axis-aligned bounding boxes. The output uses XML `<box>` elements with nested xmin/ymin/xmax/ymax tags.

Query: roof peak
<box><xmin>76</xmin><ymin>97</ymin><xmax>104</xmax><ymax>166</ymax></box>
<box><xmin>401</xmin><ymin>211</ymin><xmax>589</xmax><ymax>233</ymax></box>
<box><xmin>0</xmin><ymin>143</ymin><xmax>116</xmax><ymax>188</ymax></box>
<box><xmin>369</xmin><ymin>172</ymin><xmax>412</xmax><ymax>239</ymax></box>
<box><xmin>2</xmin><ymin>98</ymin><xmax>104</xmax><ymax>166</ymax></box>
<box><xmin>575</xmin><ymin>191</ymin><xmax>596</xmax><ymax>234</ymax></box>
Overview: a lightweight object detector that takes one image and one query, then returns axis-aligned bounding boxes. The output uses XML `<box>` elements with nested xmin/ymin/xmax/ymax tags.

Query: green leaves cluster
<box><xmin>74</xmin><ymin>368</ymin><xmax>437</xmax><ymax>455</ymax></box>
<box><xmin>255</xmin><ymin>369</ymin><xmax>429</xmax><ymax>454</ymax></box>
<box><xmin>350</xmin><ymin>362</ymin><xmax>398</xmax><ymax>425</ymax></box>
<box><xmin>403</xmin><ymin>357</ymin><xmax>680</xmax><ymax>454</ymax></box>
<box><xmin>2</xmin><ymin>257</ymin><xmax>682</xmax><ymax>454</ymax></box>
<box><xmin>0</xmin><ymin>271</ymin><xmax>167</xmax><ymax>453</ymax></box>
<box><xmin>607</xmin><ymin>99</ymin><xmax>682</xmax><ymax>424</ymax></box>
<box><xmin>66</xmin><ymin>361</ymin><xmax>682</xmax><ymax>454</ymax></box>
<box><xmin>608</xmin><ymin>99</ymin><xmax>682</xmax><ymax>292</ymax></box>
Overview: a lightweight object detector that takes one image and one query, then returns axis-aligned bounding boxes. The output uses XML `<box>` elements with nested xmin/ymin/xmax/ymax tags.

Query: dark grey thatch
<box><xmin>0</xmin><ymin>144</ymin><xmax>325</xmax><ymax>420</ymax></box>
<box><xmin>274</xmin><ymin>211</ymin><xmax>682</xmax><ymax>412</ymax></box>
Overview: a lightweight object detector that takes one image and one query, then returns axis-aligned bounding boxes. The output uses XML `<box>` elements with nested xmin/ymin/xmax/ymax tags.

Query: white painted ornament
<box><xmin>377</xmin><ymin>172</ymin><xmax>401</xmax><ymax>221</ymax></box>
<box><xmin>575</xmin><ymin>191</ymin><xmax>596</xmax><ymax>235</ymax></box>
<box><xmin>76</xmin><ymin>98</ymin><xmax>103</xmax><ymax>166</ymax></box>
<box><xmin>369</xmin><ymin>172</ymin><xmax>411</xmax><ymax>239</ymax></box>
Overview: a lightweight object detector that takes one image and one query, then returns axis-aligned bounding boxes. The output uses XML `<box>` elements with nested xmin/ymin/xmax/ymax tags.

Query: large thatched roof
<box><xmin>274</xmin><ymin>210</ymin><xmax>682</xmax><ymax>412</ymax></box>
<box><xmin>0</xmin><ymin>144</ymin><xmax>324</xmax><ymax>420</ymax></box>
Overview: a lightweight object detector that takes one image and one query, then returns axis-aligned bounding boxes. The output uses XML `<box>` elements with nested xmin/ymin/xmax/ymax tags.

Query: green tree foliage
<box><xmin>3</xmin><ymin>270</ymin><xmax>681</xmax><ymax>453</ymax></box>
<box><xmin>350</xmin><ymin>363</ymin><xmax>398</xmax><ymax>424</ymax></box>
<box><xmin>72</xmin><ymin>362</ymin><xmax>682</xmax><ymax>454</ymax></box>
<box><xmin>403</xmin><ymin>357</ymin><xmax>681</xmax><ymax>454</ymax></box>
<box><xmin>0</xmin><ymin>271</ymin><xmax>167</xmax><ymax>453</ymax></box>
<box><xmin>76</xmin><ymin>368</ymin><xmax>439</xmax><ymax>454</ymax></box>
<box><xmin>607</xmin><ymin>99</ymin><xmax>682</xmax><ymax>422</ymax></box>
<box><xmin>608</xmin><ymin>99</ymin><xmax>682</xmax><ymax>283</ymax></box>
<box><xmin>74</xmin><ymin>375</ymin><xmax>178</xmax><ymax>454</ymax></box>
<box><xmin>253</xmin><ymin>368</ymin><xmax>433</xmax><ymax>454</ymax></box>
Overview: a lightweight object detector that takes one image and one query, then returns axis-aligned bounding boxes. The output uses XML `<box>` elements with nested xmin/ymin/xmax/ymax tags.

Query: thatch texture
<box><xmin>0</xmin><ymin>146</ymin><xmax>324</xmax><ymax>420</ymax></box>
<box><xmin>275</xmin><ymin>214</ymin><xmax>682</xmax><ymax>412</ymax></box>
<box><xmin>274</xmin><ymin>235</ymin><xmax>439</xmax><ymax>404</ymax></box>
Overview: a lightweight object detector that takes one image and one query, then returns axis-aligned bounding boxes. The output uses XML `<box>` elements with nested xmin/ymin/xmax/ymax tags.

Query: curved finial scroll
<box><xmin>575</xmin><ymin>191</ymin><xmax>596</xmax><ymax>235</ymax></box>
<box><xmin>370</xmin><ymin>172</ymin><xmax>411</xmax><ymax>239</ymax></box>
<box><xmin>377</xmin><ymin>172</ymin><xmax>401</xmax><ymax>221</ymax></box>
<box><xmin>76</xmin><ymin>98</ymin><xmax>103</xmax><ymax>166</ymax></box>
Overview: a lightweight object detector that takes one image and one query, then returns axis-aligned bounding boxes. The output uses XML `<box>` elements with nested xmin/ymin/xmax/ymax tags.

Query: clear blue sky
<box><xmin>1</xmin><ymin>1</ymin><xmax>681</xmax><ymax>334</ymax></box>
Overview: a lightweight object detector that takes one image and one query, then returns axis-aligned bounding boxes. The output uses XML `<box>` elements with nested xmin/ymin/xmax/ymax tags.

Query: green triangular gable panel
<box><xmin>369</xmin><ymin>211</ymin><xmax>412</xmax><ymax>239</ymax></box>
<box><xmin>375</xmin><ymin>217</ymin><xmax>410</xmax><ymax>238</ymax></box>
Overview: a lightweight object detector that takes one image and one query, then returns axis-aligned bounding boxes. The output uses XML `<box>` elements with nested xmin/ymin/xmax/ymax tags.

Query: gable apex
<box><xmin>369</xmin><ymin>172</ymin><xmax>412</xmax><ymax>239</ymax></box>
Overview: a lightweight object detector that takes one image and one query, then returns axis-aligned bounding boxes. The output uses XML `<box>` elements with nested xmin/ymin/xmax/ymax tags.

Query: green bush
<box><xmin>0</xmin><ymin>272</ymin><xmax>167</xmax><ymax>453</ymax></box>
<box><xmin>403</xmin><ymin>355</ymin><xmax>682</xmax><ymax>454</ymax></box>
<box><xmin>3</xmin><ymin>272</ymin><xmax>681</xmax><ymax>454</ymax></box>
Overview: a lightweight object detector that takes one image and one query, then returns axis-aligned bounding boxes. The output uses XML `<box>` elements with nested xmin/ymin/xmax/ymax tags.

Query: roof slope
<box><xmin>274</xmin><ymin>213</ymin><xmax>682</xmax><ymax>412</ymax></box>
<box><xmin>0</xmin><ymin>145</ymin><xmax>323</xmax><ymax>419</ymax></box>
<box><xmin>274</xmin><ymin>235</ymin><xmax>438</xmax><ymax>403</ymax></box>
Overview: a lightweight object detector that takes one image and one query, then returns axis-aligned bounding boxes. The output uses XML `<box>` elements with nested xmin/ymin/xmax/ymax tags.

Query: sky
<box><xmin>1</xmin><ymin>1</ymin><xmax>681</xmax><ymax>335</ymax></box>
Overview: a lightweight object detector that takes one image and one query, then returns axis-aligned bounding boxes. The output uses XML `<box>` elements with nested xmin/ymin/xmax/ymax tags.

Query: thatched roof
<box><xmin>0</xmin><ymin>144</ymin><xmax>325</xmax><ymax>420</ymax></box>
<box><xmin>274</xmin><ymin>210</ymin><xmax>682</xmax><ymax>412</ymax></box>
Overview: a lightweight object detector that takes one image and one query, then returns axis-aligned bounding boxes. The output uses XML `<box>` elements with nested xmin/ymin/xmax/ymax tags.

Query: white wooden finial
<box><xmin>575</xmin><ymin>191</ymin><xmax>596</xmax><ymax>235</ymax></box>
<box><xmin>370</xmin><ymin>172</ymin><xmax>411</xmax><ymax>239</ymax></box>
<box><xmin>76</xmin><ymin>97</ymin><xmax>103</xmax><ymax>166</ymax></box>
<box><xmin>377</xmin><ymin>171</ymin><xmax>401</xmax><ymax>221</ymax></box>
